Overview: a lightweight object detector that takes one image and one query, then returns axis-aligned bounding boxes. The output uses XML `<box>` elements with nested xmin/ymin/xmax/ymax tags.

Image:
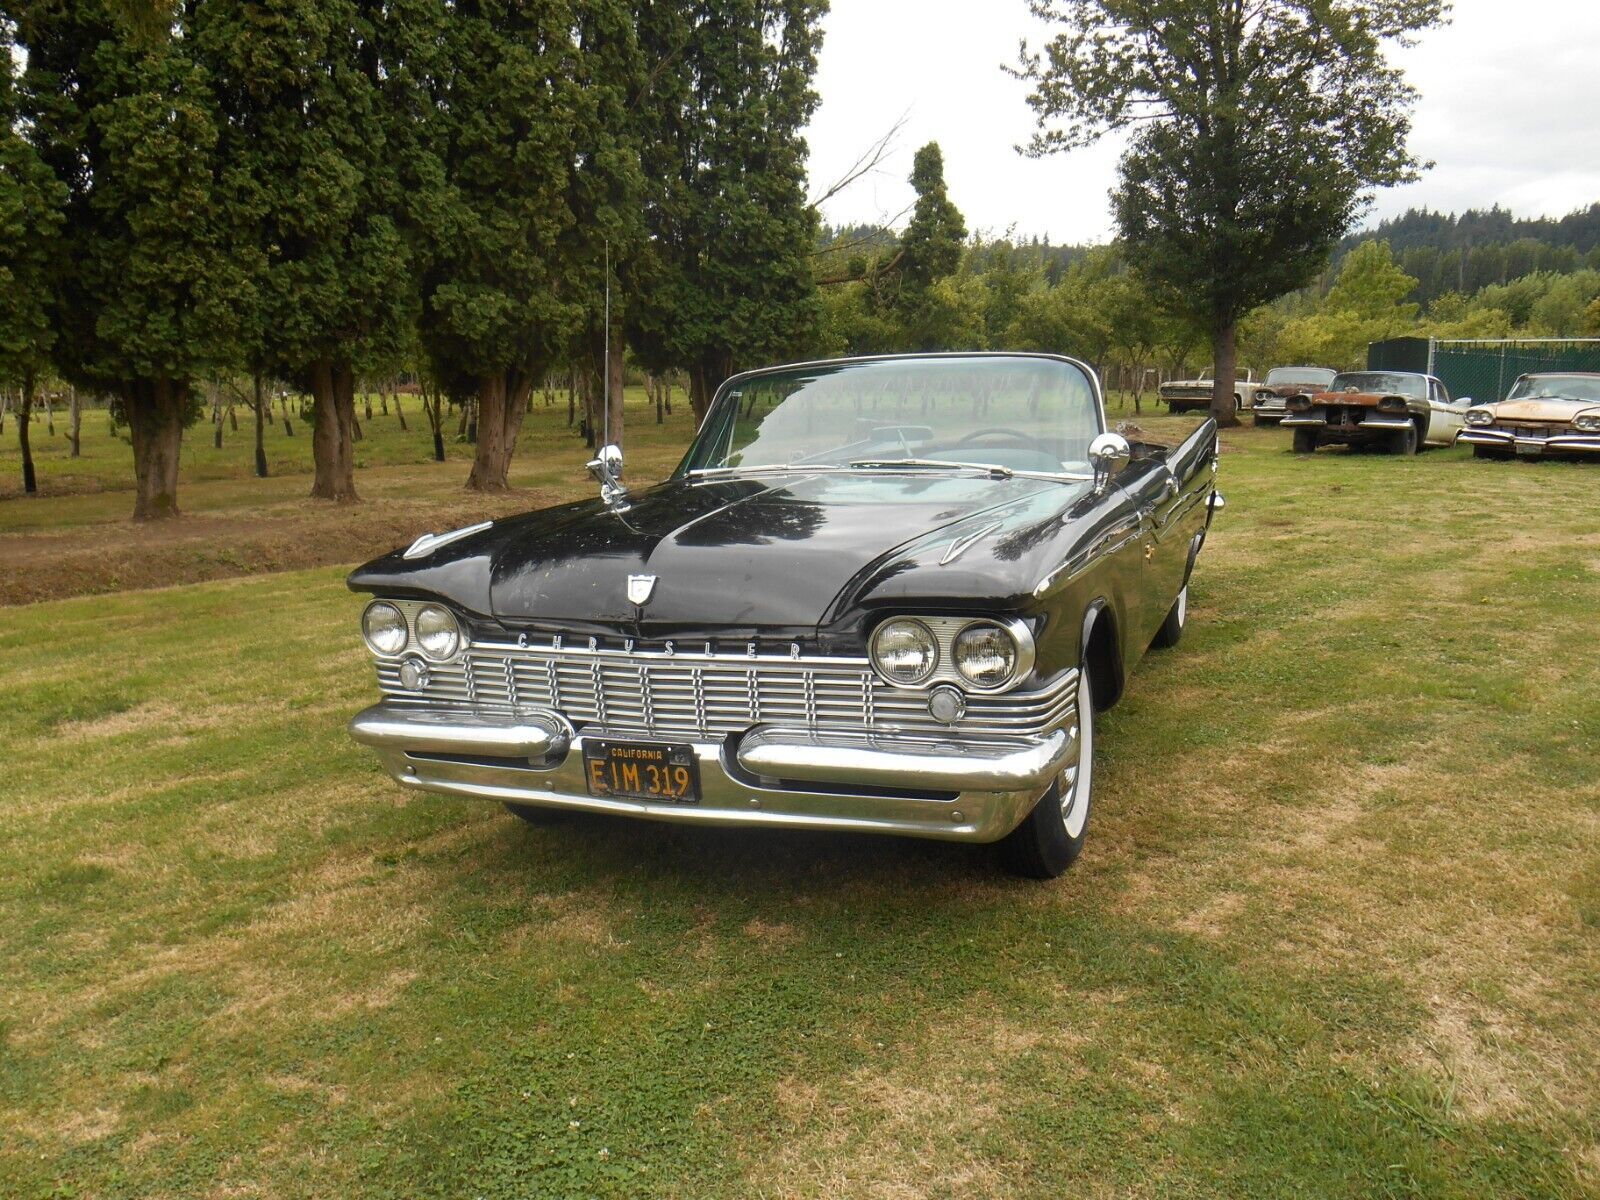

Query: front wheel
<box><xmin>1151</xmin><ymin>586</ymin><xmax>1187</xmax><ymax>649</ymax></box>
<box><xmin>1292</xmin><ymin>428</ymin><xmax>1319</xmax><ymax>454</ymax></box>
<box><xmin>1389</xmin><ymin>423</ymin><xmax>1419</xmax><ymax>456</ymax></box>
<box><xmin>1000</xmin><ymin>666</ymin><xmax>1094</xmax><ymax>879</ymax></box>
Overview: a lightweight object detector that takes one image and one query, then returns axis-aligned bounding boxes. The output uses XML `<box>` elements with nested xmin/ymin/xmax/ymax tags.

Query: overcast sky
<box><xmin>804</xmin><ymin>0</ymin><xmax>1600</xmax><ymax>244</ymax></box>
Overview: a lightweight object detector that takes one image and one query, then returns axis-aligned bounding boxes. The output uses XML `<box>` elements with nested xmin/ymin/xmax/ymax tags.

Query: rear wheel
<box><xmin>1151</xmin><ymin>585</ymin><xmax>1187</xmax><ymax>649</ymax></box>
<box><xmin>1000</xmin><ymin>666</ymin><xmax>1094</xmax><ymax>879</ymax></box>
<box><xmin>1292</xmin><ymin>428</ymin><xmax>1319</xmax><ymax>454</ymax></box>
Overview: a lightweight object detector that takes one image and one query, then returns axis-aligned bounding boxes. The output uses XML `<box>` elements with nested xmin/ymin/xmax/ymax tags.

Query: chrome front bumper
<box><xmin>349</xmin><ymin>702</ymin><xmax>1074</xmax><ymax>843</ymax></box>
<box><xmin>1459</xmin><ymin>428</ymin><xmax>1600</xmax><ymax>455</ymax></box>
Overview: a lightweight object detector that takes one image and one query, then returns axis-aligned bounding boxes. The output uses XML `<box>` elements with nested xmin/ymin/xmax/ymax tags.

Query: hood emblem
<box><xmin>627</xmin><ymin>575</ymin><xmax>657</xmax><ymax>606</ymax></box>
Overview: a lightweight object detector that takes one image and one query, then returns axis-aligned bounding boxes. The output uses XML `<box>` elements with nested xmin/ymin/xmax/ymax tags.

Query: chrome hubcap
<box><xmin>1059</xmin><ymin>669</ymin><xmax>1092</xmax><ymax>838</ymax></box>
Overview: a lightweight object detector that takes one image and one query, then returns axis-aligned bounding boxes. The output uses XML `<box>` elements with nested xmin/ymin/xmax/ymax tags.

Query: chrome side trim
<box><xmin>350</xmin><ymin>704</ymin><xmax>571</xmax><ymax>758</ymax></box>
<box><xmin>1358</xmin><ymin>416</ymin><xmax>1416</xmax><ymax>430</ymax></box>
<box><xmin>403</xmin><ymin>521</ymin><xmax>494</xmax><ymax>560</ymax></box>
<box><xmin>736</xmin><ymin>725</ymin><xmax>1075</xmax><ymax>793</ymax></box>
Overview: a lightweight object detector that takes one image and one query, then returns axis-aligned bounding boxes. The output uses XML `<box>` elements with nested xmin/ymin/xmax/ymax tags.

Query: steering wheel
<box><xmin>953</xmin><ymin>427</ymin><xmax>1035</xmax><ymax>447</ymax></box>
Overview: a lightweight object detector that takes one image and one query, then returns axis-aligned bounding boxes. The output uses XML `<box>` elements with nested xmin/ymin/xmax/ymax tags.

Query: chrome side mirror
<box><xmin>586</xmin><ymin>443</ymin><xmax>627</xmax><ymax>508</ymax></box>
<box><xmin>1087</xmin><ymin>431</ymin><xmax>1131</xmax><ymax>495</ymax></box>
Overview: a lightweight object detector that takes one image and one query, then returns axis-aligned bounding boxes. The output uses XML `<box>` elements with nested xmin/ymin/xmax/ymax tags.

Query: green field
<box><xmin>2</xmin><ymin>419</ymin><xmax>1598</xmax><ymax>1197</ymax></box>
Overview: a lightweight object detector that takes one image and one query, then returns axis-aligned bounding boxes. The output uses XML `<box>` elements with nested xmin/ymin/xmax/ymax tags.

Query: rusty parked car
<box><xmin>345</xmin><ymin>353</ymin><xmax>1224</xmax><ymax>879</ymax></box>
<box><xmin>1281</xmin><ymin>370</ymin><xmax>1471</xmax><ymax>455</ymax></box>
<box><xmin>1251</xmin><ymin>366</ymin><xmax>1336</xmax><ymax>426</ymax></box>
<box><xmin>1458</xmin><ymin>372</ymin><xmax>1600</xmax><ymax>460</ymax></box>
<box><xmin>1160</xmin><ymin>368</ymin><xmax>1262</xmax><ymax>415</ymax></box>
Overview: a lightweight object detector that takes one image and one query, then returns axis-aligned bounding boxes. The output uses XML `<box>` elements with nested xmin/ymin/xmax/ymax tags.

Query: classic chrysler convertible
<box><xmin>347</xmin><ymin>353</ymin><xmax>1222</xmax><ymax>877</ymax></box>
<box><xmin>1458</xmin><ymin>372</ymin><xmax>1600</xmax><ymax>460</ymax></box>
<box><xmin>1282</xmin><ymin>369</ymin><xmax>1470</xmax><ymax>455</ymax></box>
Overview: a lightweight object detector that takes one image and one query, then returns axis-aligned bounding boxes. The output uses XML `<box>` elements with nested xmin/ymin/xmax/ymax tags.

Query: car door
<box><xmin>1425</xmin><ymin>378</ymin><xmax>1468</xmax><ymax>444</ymax></box>
<box><xmin>1119</xmin><ymin>419</ymin><xmax>1217</xmax><ymax>642</ymax></box>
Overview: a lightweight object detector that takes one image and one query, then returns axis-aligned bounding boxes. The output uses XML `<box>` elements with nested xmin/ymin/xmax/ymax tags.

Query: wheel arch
<box><xmin>1080</xmin><ymin>600</ymin><xmax>1125</xmax><ymax>713</ymax></box>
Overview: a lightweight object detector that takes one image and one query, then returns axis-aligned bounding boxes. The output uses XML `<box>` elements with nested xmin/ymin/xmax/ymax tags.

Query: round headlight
<box><xmin>1465</xmin><ymin>408</ymin><xmax>1494</xmax><ymax>427</ymax></box>
<box><xmin>362</xmin><ymin>601</ymin><xmax>408</xmax><ymax>656</ymax></box>
<box><xmin>1574</xmin><ymin>411</ymin><xmax>1600</xmax><ymax>433</ymax></box>
<box><xmin>870</xmin><ymin>619</ymin><xmax>938</xmax><ymax>685</ymax></box>
<box><xmin>414</xmin><ymin>605</ymin><xmax>461</xmax><ymax>660</ymax></box>
<box><xmin>953</xmin><ymin>622</ymin><xmax>1019</xmax><ymax>689</ymax></box>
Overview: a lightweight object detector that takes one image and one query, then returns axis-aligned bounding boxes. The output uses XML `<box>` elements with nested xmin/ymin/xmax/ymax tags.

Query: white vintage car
<box><xmin>1459</xmin><ymin>373</ymin><xmax>1600</xmax><ymax>460</ymax></box>
<box><xmin>1160</xmin><ymin>368</ymin><xmax>1263</xmax><ymax>414</ymax></box>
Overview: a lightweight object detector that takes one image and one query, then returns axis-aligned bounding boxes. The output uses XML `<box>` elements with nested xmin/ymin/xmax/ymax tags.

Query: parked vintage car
<box><xmin>346</xmin><ymin>353</ymin><xmax>1223</xmax><ymax>878</ymax></box>
<box><xmin>1458</xmin><ymin>372</ymin><xmax>1600</xmax><ymax>460</ymax></box>
<box><xmin>1281</xmin><ymin>370</ymin><xmax>1470</xmax><ymax>454</ymax></box>
<box><xmin>1160</xmin><ymin>367</ymin><xmax>1262</xmax><ymax>414</ymax></box>
<box><xmin>1251</xmin><ymin>366</ymin><xmax>1337</xmax><ymax>426</ymax></box>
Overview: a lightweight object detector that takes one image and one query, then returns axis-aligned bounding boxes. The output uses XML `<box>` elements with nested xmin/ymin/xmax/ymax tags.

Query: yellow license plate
<box><xmin>583</xmin><ymin>739</ymin><xmax>701</xmax><ymax>804</ymax></box>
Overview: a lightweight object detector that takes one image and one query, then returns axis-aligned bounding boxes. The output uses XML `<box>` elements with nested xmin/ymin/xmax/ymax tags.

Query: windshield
<box><xmin>678</xmin><ymin>356</ymin><xmax>1103</xmax><ymax>478</ymax></box>
<box><xmin>1330</xmin><ymin>372</ymin><xmax>1426</xmax><ymax>398</ymax></box>
<box><xmin>1506</xmin><ymin>375</ymin><xmax>1600</xmax><ymax>403</ymax></box>
<box><xmin>1266</xmin><ymin>368</ymin><xmax>1336</xmax><ymax>387</ymax></box>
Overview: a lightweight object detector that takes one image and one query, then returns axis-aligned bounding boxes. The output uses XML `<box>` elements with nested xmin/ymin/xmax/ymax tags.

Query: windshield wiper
<box><xmin>847</xmin><ymin>458</ymin><xmax>1014</xmax><ymax>478</ymax></box>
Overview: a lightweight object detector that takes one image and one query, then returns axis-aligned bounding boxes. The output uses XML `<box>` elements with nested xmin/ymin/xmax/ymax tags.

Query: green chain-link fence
<box><xmin>1369</xmin><ymin>337</ymin><xmax>1600</xmax><ymax>403</ymax></box>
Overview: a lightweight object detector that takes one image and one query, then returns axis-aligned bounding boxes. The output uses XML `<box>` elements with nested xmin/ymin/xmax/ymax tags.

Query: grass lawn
<box><xmin>2</xmin><ymin>417</ymin><xmax>1598</xmax><ymax>1196</ymax></box>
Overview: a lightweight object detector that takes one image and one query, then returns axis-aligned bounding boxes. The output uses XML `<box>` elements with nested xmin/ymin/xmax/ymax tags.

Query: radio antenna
<box><xmin>602</xmin><ymin>240</ymin><xmax>611</xmax><ymax>446</ymax></box>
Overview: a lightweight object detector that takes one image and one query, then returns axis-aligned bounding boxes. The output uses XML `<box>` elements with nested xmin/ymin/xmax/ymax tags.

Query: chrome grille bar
<box><xmin>376</xmin><ymin>643</ymin><xmax>1076</xmax><ymax>741</ymax></box>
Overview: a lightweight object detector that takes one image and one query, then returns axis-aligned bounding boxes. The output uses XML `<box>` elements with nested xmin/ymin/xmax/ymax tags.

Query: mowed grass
<box><xmin>2</xmin><ymin>425</ymin><xmax>1598</xmax><ymax>1197</ymax></box>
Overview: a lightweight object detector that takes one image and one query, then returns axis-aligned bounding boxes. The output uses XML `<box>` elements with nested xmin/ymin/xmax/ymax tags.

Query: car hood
<box><xmin>1486</xmin><ymin>398</ymin><xmax>1593</xmax><ymax>422</ymax></box>
<box><xmin>1312</xmin><ymin>390</ymin><xmax>1390</xmax><ymax>407</ymax></box>
<box><xmin>349</xmin><ymin>471</ymin><xmax>1091</xmax><ymax>633</ymax></box>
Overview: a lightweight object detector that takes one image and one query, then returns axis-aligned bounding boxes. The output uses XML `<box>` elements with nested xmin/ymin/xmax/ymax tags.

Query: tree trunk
<box><xmin>689</xmin><ymin>355</ymin><xmax>732</xmax><ymax>425</ymax></box>
<box><xmin>664</xmin><ymin>376</ymin><xmax>672</xmax><ymax>416</ymax></box>
<box><xmin>253</xmin><ymin>371</ymin><xmax>269</xmax><ymax>478</ymax></box>
<box><xmin>310</xmin><ymin>360</ymin><xmax>359</xmax><ymax>502</ymax></box>
<box><xmin>44</xmin><ymin>392</ymin><xmax>54</xmax><ymax>436</ymax></box>
<box><xmin>394</xmin><ymin>393</ymin><xmax>408</xmax><ymax>431</ymax></box>
<box><xmin>1210</xmin><ymin>322</ymin><xmax>1241</xmax><ymax>428</ymax></box>
<box><xmin>281</xmin><ymin>395</ymin><xmax>294</xmax><ymax>436</ymax></box>
<box><xmin>466</xmin><ymin>372</ymin><xmax>531</xmax><ymax>491</ymax></box>
<box><xmin>18</xmin><ymin>372</ymin><xmax>37</xmax><ymax>495</ymax></box>
<box><xmin>125</xmin><ymin>378</ymin><xmax>186</xmax><ymax>520</ymax></box>
<box><xmin>69</xmin><ymin>387</ymin><xmax>82</xmax><ymax>457</ymax></box>
<box><xmin>428</xmin><ymin>390</ymin><xmax>446</xmax><ymax>462</ymax></box>
<box><xmin>0</xmin><ymin>390</ymin><xmax>9</xmax><ymax>435</ymax></box>
<box><xmin>567</xmin><ymin>375</ymin><xmax>576</xmax><ymax>428</ymax></box>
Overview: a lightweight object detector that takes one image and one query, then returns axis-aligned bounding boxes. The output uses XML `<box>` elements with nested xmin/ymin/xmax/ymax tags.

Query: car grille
<box><xmin>1162</xmin><ymin>387</ymin><xmax>1211</xmax><ymax>399</ymax></box>
<box><xmin>1500</xmin><ymin>421</ymin><xmax>1563</xmax><ymax>437</ymax></box>
<box><xmin>375</xmin><ymin>643</ymin><xmax>1077</xmax><ymax>741</ymax></box>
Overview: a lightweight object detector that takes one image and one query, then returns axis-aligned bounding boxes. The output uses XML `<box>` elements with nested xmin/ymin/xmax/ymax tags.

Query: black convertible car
<box><xmin>348</xmin><ymin>353</ymin><xmax>1222</xmax><ymax>877</ymax></box>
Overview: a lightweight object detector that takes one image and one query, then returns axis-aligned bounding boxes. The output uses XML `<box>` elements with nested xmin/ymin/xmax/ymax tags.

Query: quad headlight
<box><xmin>1465</xmin><ymin>407</ymin><xmax>1495</xmax><ymax>427</ymax></box>
<box><xmin>953</xmin><ymin>622</ymin><xmax>1020</xmax><ymax>689</ymax></box>
<box><xmin>1574</xmin><ymin>410</ymin><xmax>1600</xmax><ymax>433</ymax></box>
<box><xmin>414</xmin><ymin>604</ymin><xmax>461</xmax><ymax>660</ymax></box>
<box><xmin>870</xmin><ymin>619</ymin><xmax>939</xmax><ymax>685</ymax></box>
<box><xmin>362</xmin><ymin>601</ymin><xmax>409</xmax><ymax>656</ymax></box>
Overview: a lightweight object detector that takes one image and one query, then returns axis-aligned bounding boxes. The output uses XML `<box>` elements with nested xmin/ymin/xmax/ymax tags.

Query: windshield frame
<box><xmin>674</xmin><ymin>352</ymin><xmax>1108</xmax><ymax>483</ymax></box>
<box><xmin>1506</xmin><ymin>374</ymin><xmax>1600</xmax><ymax>403</ymax></box>
<box><xmin>1329</xmin><ymin>371</ymin><xmax>1429</xmax><ymax>398</ymax></box>
<box><xmin>1265</xmin><ymin>367</ymin><xmax>1337</xmax><ymax>388</ymax></box>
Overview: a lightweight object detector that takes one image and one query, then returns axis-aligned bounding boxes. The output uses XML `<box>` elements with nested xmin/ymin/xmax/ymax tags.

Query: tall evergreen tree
<box><xmin>418</xmin><ymin>0</ymin><xmax>642</xmax><ymax>491</ymax></box>
<box><xmin>0</xmin><ymin>13</ymin><xmax>66</xmax><ymax>496</ymax></box>
<box><xmin>195</xmin><ymin>0</ymin><xmax>415</xmax><ymax>504</ymax></box>
<box><xmin>630</xmin><ymin>0</ymin><xmax>826</xmax><ymax>420</ymax></box>
<box><xmin>10</xmin><ymin>0</ymin><xmax>253</xmax><ymax>518</ymax></box>
<box><xmin>886</xmin><ymin>141</ymin><xmax>969</xmax><ymax>351</ymax></box>
<box><xmin>1016</xmin><ymin>0</ymin><xmax>1445</xmax><ymax>427</ymax></box>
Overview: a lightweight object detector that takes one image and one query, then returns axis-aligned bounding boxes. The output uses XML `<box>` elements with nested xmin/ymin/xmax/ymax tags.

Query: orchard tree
<box><xmin>1016</xmin><ymin>0</ymin><xmax>1446</xmax><ymax>426</ymax></box>
<box><xmin>419</xmin><ymin>0</ymin><xmax>641</xmax><ymax>491</ymax></box>
<box><xmin>11</xmin><ymin>0</ymin><xmax>253</xmax><ymax>518</ymax></box>
<box><xmin>0</xmin><ymin>14</ymin><xmax>66</xmax><ymax>496</ymax></box>
<box><xmin>630</xmin><ymin>0</ymin><xmax>826</xmax><ymax>421</ymax></box>
<box><xmin>195</xmin><ymin>0</ymin><xmax>415</xmax><ymax>503</ymax></box>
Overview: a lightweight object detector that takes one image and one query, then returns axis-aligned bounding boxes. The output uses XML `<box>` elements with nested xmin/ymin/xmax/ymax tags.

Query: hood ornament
<box><xmin>627</xmin><ymin>575</ymin><xmax>657</xmax><ymax>607</ymax></box>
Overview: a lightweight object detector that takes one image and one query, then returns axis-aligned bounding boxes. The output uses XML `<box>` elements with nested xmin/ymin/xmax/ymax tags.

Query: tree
<box><xmin>1324</xmin><ymin>240</ymin><xmax>1420</xmax><ymax>322</ymax></box>
<box><xmin>1016</xmin><ymin>0</ymin><xmax>1445</xmax><ymax>426</ymax></box>
<box><xmin>195</xmin><ymin>0</ymin><xmax>416</xmax><ymax>504</ymax></box>
<box><xmin>629</xmin><ymin>1</ymin><xmax>826</xmax><ymax>421</ymax></box>
<box><xmin>11</xmin><ymin>0</ymin><xmax>252</xmax><ymax>518</ymax></box>
<box><xmin>418</xmin><ymin>0</ymin><xmax>641</xmax><ymax>491</ymax></box>
<box><xmin>0</xmin><ymin>13</ymin><xmax>66</xmax><ymax>496</ymax></box>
